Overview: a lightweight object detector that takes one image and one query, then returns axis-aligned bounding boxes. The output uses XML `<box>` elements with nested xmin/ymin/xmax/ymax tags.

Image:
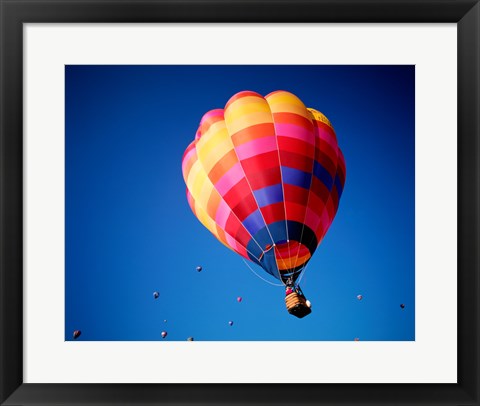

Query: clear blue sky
<box><xmin>65</xmin><ymin>65</ymin><xmax>415</xmax><ymax>341</ymax></box>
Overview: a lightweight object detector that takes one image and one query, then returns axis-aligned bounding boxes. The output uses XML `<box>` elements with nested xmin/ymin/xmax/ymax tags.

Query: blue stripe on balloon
<box><xmin>246</xmin><ymin>246</ymin><xmax>263</xmax><ymax>266</ymax></box>
<box><xmin>263</xmin><ymin>221</ymin><xmax>288</xmax><ymax>243</ymax></box>
<box><xmin>253</xmin><ymin>184</ymin><xmax>284</xmax><ymax>207</ymax></box>
<box><xmin>250</xmin><ymin>223</ymin><xmax>280</xmax><ymax>250</ymax></box>
<box><xmin>313</xmin><ymin>161</ymin><xmax>334</xmax><ymax>190</ymax></box>
<box><xmin>281</xmin><ymin>166</ymin><xmax>311</xmax><ymax>189</ymax></box>
<box><xmin>334</xmin><ymin>174</ymin><xmax>343</xmax><ymax>197</ymax></box>
<box><xmin>242</xmin><ymin>209</ymin><xmax>265</xmax><ymax>236</ymax></box>
<box><xmin>259</xmin><ymin>248</ymin><xmax>280</xmax><ymax>279</ymax></box>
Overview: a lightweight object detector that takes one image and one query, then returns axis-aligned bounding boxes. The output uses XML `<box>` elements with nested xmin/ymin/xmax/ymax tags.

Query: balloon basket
<box><xmin>285</xmin><ymin>292</ymin><xmax>312</xmax><ymax>318</ymax></box>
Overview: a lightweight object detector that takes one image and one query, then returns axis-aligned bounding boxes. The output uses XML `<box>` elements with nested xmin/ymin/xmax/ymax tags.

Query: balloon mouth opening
<box><xmin>274</xmin><ymin>241</ymin><xmax>311</xmax><ymax>272</ymax></box>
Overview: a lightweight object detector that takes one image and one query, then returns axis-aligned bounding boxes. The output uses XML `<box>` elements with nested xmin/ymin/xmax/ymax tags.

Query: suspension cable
<box><xmin>242</xmin><ymin>258</ymin><xmax>284</xmax><ymax>287</ymax></box>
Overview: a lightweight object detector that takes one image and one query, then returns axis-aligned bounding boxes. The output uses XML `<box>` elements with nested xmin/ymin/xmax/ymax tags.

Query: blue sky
<box><xmin>65</xmin><ymin>65</ymin><xmax>414</xmax><ymax>341</ymax></box>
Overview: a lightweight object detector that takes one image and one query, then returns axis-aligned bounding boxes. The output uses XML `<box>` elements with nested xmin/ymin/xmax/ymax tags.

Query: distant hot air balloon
<box><xmin>153</xmin><ymin>291</ymin><xmax>159</xmax><ymax>299</ymax></box>
<box><xmin>400</xmin><ymin>304</ymin><xmax>406</xmax><ymax>309</ymax></box>
<box><xmin>73</xmin><ymin>330</ymin><xmax>81</xmax><ymax>339</ymax></box>
<box><xmin>237</xmin><ymin>297</ymin><xmax>242</xmax><ymax>303</ymax></box>
<box><xmin>357</xmin><ymin>294</ymin><xmax>363</xmax><ymax>300</ymax></box>
<box><xmin>163</xmin><ymin>319</ymin><xmax>167</xmax><ymax>323</ymax></box>
<box><xmin>187</xmin><ymin>337</ymin><xmax>194</xmax><ymax>341</ymax></box>
<box><xmin>196</xmin><ymin>266</ymin><xmax>202</xmax><ymax>272</ymax></box>
<box><xmin>228</xmin><ymin>321</ymin><xmax>234</xmax><ymax>326</ymax></box>
<box><xmin>354</xmin><ymin>337</ymin><xmax>360</xmax><ymax>342</ymax></box>
<box><xmin>182</xmin><ymin>90</ymin><xmax>346</xmax><ymax>318</ymax></box>
<box><xmin>161</xmin><ymin>331</ymin><xmax>167</xmax><ymax>339</ymax></box>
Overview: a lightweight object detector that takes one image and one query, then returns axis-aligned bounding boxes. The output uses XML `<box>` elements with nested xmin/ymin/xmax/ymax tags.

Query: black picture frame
<box><xmin>1</xmin><ymin>1</ymin><xmax>479</xmax><ymax>405</ymax></box>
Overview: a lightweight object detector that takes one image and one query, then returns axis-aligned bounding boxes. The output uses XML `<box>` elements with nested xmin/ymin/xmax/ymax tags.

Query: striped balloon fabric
<box><xmin>182</xmin><ymin>91</ymin><xmax>345</xmax><ymax>284</ymax></box>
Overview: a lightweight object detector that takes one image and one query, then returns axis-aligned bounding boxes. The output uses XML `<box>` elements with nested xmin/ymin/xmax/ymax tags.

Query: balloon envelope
<box><xmin>196</xmin><ymin>266</ymin><xmax>202</xmax><ymax>272</ymax></box>
<box><xmin>357</xmin><ymin>295</ymin><xmax>363</xmax><ymax>300</ymax></box>
<box><xmin>73</xmin><ymin>330</ymin><xmax>81</xmax><ymax>339</ymax></box>
<box><xmin>400</xmin><ymin>304</ymin><xmax>406</xmax><ymax>309</ymax></box>
<box><xmin>161</xmin><ymin>331</ymin><xmax>167</xmax><ymax>338</ymax></box>
<box><xmin>237</xmin><ymin>297</ymin><xmax>242</xmax><ymax>303</ymax></box>
<box><xmin>228</xmin><ymin>321</ymin><xmax>234</xmax><ymax>326</ymax></box>
<box><xmin>153</xmin><ymin>291</ymin><xmax>159</xmax><ymax>299</ymax></box>
<box><xmin>182</xmin><ymin>90</ymin><xmax>346</xmax><ymax>285</ymax></box>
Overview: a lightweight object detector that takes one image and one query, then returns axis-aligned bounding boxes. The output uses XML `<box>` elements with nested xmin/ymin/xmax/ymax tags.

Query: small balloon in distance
<box><xmin>228</xmin><ymin>321</ymin><xmax>234</xmax><ymax>326</ymax></box>
<box><xmin>73</xmin><ymin>330</ymin><xmax>81</xmax><ymax>339</ymax></box>
<box><xmin>153</xmin><ymin>291</ymin><xmax>159</xmax><ymax>299</ymax></box>
<box><xmin>357</xmin><ymin>294</ymin><xmax>363</xmax><ymax>300</ymax></box>
<box><xmin>161</xmin><ymin>331</ymin><xmax>167</xmax><ymax>339</ymax></box>
<box><xmin>354</xmin><ymin>338</ymin><xmax>360</xmax><ymax>342</ymax></box>
<box><xmin>196</xmin><ymin>266</ymin><xmax>202</xmax><ymax>272</ymax></box>
<box><xmin>237</xmin><ymin>297</ymin><xmax>242</xmax><ymax>303</ymax></box>
<box><xmin>187</xmin><ymin>337</ymin><xmax>194</xmax><ymax>341</ymax></box>
<box><xmin>400</xmin><ymin>304</ymin><xmax>406</xmax><ymax>309</ymax></box>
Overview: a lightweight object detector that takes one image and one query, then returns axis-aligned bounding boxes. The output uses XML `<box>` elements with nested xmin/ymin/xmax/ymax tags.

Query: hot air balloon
<box><xmin>400</xmin><ymin>304</ymin><xmax>405</xmax><ymax>309</ymax></box>
<box><xmin>357</xmin><ymin>294</ymin><xmax>363</xmax><ymax>300</ymax></box>
<box><xmin>187</xmin><ymin>337</ymin><xmax>194</xmax><ymax>341</ymax></box>
<box><xmin>237</xmin><ymin>296</ymin><xmax>242</xmax><ymax>303</ymax></box>
<box><xmin>196</xmin><ymin>266</ymin><xmax>202</xmax><ymax>272</ymax></box>
<box><xmin>182</xmin><ymin>90</ymin><xmax>346</xmax><ymax>318</ymax></box>
<box><xmin>73</xmin><ymin>330</ymin><xmax>81</xmax><ymax>339</ymax></box>
<box><xmin>228</xmin><ymin>321</ymin><xmax>234</xmax><ymax>326</ymax></box>
<box><xmin>161</xmin><ymin>331</ymin><xmax>167</xmax><ymax>339</ymax></box>
<box><xmin>153</xmin><ymin>291</ymin><xmax>159</xmax><ymax>299</ymax></box>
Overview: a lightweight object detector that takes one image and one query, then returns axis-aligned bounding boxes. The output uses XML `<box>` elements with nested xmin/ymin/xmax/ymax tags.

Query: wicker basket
<box><xmin>285</xmin><ymin>292</ymin><xmax>312</xmax><ymax>318</ymax></box>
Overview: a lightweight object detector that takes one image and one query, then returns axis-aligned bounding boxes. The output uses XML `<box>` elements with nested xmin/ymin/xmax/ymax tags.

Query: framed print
<box><xmin>0</xmin><ymin>1</ymin><xmax>479</xmax><ymax>405</ymax></box>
